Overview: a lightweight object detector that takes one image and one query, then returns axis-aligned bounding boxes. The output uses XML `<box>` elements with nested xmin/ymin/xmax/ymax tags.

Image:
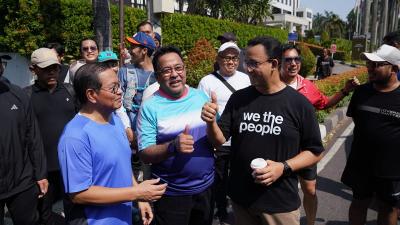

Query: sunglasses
<box><xmin>283</xmin><ymin>56</ymin><xmax>301</xmax><ymax>64</ymax></box>
<box><xmin>82</xmin><ymin>46</ymin><xmax>98</xmax><ymax>52</ymax></box>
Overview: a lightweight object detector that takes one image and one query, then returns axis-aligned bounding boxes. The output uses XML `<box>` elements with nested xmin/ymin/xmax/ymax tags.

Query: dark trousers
<box><xmin>38</xmin><ymin>171</ymin><xmax>65</xmax><ymax>225</ymax></box>
<box><xmin>214</xmin><ymin>146</ymin><xmax>231</xmax><ymax>215</ymax></box>
<box><xmin>0</xmin><ymin>185</ymin><xmax>39</xmax><ymax>225</ymax></box>
<box><xmin>154</xmin><ymin>186</ymin><xmax>214</xmax><ymax>225</ymax></box>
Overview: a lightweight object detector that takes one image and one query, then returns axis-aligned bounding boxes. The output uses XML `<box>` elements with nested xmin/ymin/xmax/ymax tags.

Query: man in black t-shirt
<box><xmin>341</xmin><ymin>44</ymin><xmax>400</xmax><ymax>225</ymax></box>
<box><xmin>201</xmin><ymin>36</ymin><xmax>324</xmax><ymax>225</ymax></box>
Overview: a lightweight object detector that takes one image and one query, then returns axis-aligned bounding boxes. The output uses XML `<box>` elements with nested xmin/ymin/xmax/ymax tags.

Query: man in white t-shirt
<box><xmin>198</xmin><ymin>42</ymin><xmax>250</xmax><ymax>223</ymax></box>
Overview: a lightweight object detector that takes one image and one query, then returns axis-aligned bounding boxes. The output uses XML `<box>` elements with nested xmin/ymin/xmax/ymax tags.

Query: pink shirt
<box><xmin>295</xmin><ymin>75</ymin><xmax>329</xmax><ymax>110</ymax></box>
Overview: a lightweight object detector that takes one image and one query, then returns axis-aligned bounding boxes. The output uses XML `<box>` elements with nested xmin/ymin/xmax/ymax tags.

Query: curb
<box><xmin>319</xmin><ymin>106</ymin><xmax>348</xmax><ymax>140</ymax></box>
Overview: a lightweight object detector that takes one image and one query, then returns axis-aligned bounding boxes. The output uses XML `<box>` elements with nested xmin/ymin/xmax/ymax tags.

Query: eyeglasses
<box><xmin>283</xmin><ymin>56</ymin><xmax>301</xmax><ymax>64</ymax></box>
<box><xmin>220</xmin><ymin>56</ymin><xmax>239</xmax><ymax>63</ymax></box>
<box><xmin>82</xmin><ymin>46</ymin><xmax>98</xmax><ymax>52</ymax></box>
<box><xmin>366</xmin><ymin>61</ymin><xmax>391</xmax><ymax>68</ymax></box>
<box><xmin>244</xmin><ymin>59</ymin><xmax>273</xmax><ymax>70</ymax></box>
<box><xmin>100</xmin><ymin>83</ymin><xmax>121</xmax><ymax>94</ymax></box>
<box><xmin>158</xmin><ymin>64</ymin><xmax>185</xmax><ymax>77</ymax></box>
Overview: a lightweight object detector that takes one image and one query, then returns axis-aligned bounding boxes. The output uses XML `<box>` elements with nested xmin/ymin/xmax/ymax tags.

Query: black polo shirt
<box><xmin>28</xmin><ymin>82</ymin><xmax>77</xmax><ymax>171</ymax></box>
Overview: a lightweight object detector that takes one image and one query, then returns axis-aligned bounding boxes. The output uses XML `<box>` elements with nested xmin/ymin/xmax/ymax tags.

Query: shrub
<box><xmin>185</xmin><ymin>38</ymin><xmax>217</xmax><ymax>87</ymax></box>
<box><xmin>0</xmin><ymin>0</ymin><xmax>146</xmax><ymax>60</ymax></box>
<box><xmin>161</xmin><ymin>13</ymin><xmax>288</xmax><ymax>53</ymax></box>
<box><xmin>315</xmin><ymin>67</ymin><xmax>368</xmax><ymax>122</ymax></box>
<box><xmin>298</xmin><ymin>43</ymin><xmax>316</xmax><ymax>77</ymax></box>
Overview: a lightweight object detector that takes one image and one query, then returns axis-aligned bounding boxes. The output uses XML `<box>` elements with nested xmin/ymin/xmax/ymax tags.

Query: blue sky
<box><xmin>300</xmin><ymin>0</ymin><xmax>357</xmax><ymax>21</ymax></box>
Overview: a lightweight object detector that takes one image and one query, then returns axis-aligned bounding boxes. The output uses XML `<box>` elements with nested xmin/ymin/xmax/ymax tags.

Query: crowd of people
<box><xmin>1</xmin><ymin>19</ymin><xmax>400</xmax><ymax>225</ymax></box>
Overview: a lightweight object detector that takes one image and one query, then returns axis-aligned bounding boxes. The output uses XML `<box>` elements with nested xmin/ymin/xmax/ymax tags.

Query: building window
<box><xmin>307</xmin><ymin>12</ymin><xmax>312</xmax><ymax>18</ymax></box>
<box><xmin>272</xmin><ymin>7</ymin><xmax>281</xmax><ymax>14</ymax></box>
<box><xmin>296</xmin><ymin>12</ymin><xmax>303</xmax><ymax>17</ymax></box>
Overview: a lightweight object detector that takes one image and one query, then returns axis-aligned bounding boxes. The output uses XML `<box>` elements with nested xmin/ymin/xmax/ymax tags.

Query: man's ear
<box><xmin>271</xmin><ymin>59</ymin><xmax>280</xmax><ymax>70</ymax></box>
<box><xmin>86</xmin><ymin>89</ymin><xmax>98</xmax><ymax>104</ymax></box>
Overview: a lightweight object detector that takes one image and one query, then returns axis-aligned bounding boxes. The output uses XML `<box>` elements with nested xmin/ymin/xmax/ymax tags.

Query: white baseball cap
<box><xmin>218</xmin><ymin>42</ymin><xmax>240</xmax><ymax>54</ymax></box>
<box><xmin>31</xmin><ymin>48</ymin><xmax>60</xmax><ymax>68</ymax></box>
<box><xmin>361</xmin><ymin>44</ymin><xmax>400</xmax><ymax>66</ymax></box>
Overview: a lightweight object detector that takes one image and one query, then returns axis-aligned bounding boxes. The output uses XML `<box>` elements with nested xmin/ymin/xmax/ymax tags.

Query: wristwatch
<box><xmin>282</xmin><ymin>161</ymin><xmax>293</xmax><ymax>177</ymax></box>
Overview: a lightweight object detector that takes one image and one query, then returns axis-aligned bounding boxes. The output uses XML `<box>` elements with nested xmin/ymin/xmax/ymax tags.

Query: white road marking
<box><xmin>317</xmin><ymin>122</ymin><xmax>354</xmax><ymax>174</ymax></box>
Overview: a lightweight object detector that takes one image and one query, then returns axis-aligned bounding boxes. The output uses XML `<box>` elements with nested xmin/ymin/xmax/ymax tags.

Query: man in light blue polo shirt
<box><xmin>58</xmin><ymin>63</ymin><xmax>166</xmax><ymax>225</ymax></box>
<box><xmin>137</xmin><ymin>46</ymin><xmax>215</xmax><ymax>225</ymax></box>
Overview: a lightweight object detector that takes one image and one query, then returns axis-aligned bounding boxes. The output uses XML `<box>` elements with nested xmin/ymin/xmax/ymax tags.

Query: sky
<box><xmin>300</xmin><ymin>0</ymin><xmax>357</xmax><ymax>21</ymax></box>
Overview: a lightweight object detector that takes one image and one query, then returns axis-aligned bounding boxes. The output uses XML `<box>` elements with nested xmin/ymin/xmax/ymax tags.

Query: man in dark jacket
<box><xmin>27</xmin><ymin>48</ymin><xmax>77</xmax><ymax>225</ymax></box>
<box><xmin>0</xmin><ymin>54</ymin><xmax>48</xmax><ymax>225</ymax></box>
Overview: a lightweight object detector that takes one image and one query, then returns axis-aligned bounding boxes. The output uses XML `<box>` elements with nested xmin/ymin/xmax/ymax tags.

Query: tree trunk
<box><xmin>93</xmin><ymin>0</ymin><xmax>112</xmax><ymax>51</ymax></box>
<box><xmin>370</xmin><ymin>0</ymin><xmax>379</xmax><ymax>51</ymax></box>
<box><xmin>179</xmin><ymin>0</ymin><xmax>184</xmax><ymax>13</ymax></box>
<box><xmin>382</xmin><ymin>0</ymin><xmax>389</xmax><ymax>35</ymax></box>
<box><xmin>362</xmin><ymin>0</ymin><xmax>371</xmax><ymax>35</ymax></box>
<box><xmin>394</xmin><ymin>0</ymin><xmax>400</xmax><ymax>30</ymax></box>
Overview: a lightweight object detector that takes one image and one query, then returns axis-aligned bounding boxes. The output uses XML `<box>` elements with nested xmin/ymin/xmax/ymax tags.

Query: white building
<box><xmin>265</xmin><ymin>0</ymin><xmax>313</xmax><ymax>36</ymax></box>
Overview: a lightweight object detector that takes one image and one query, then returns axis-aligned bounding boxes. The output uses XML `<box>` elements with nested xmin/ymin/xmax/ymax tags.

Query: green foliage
<box><xmin>321</xmin><ymin>31</ymin><xmax>330</xmax><ymax>44</ymax></box>
<box><xmin>185</xmin><ymin>39</ymin><xmax>217</xmax><ymax>87</ymax></box>
<box><xmin>298</xmin><ymin>43</ymin><xmax>316</xmax><ymax>77</ymax></box>
<box><xmin>0</xmin><ymin>0</ymin><xmax>45</xmax><ymax>55</ymax></box>
<box><xmin>161</xmin><ymin>13</ymin><xmax>288</xmax><ymax>53</ymax></box>
<box><xmin>0</xmin><ymin>0</ymin><xmax>146</xmax><ymax>60</ymax></box>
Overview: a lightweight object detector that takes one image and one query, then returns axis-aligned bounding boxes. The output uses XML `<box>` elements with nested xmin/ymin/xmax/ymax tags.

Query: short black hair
<box><xmin>136</xmin><ymin>20</ymin><xmax>153</xmax><ymax>32</ymax></box>
<box><xmin>281</xmin><ymin>43</ymin><xmax>301</xmax><ymax>56</ymax></box>
<box><xmin>383</xmin><ymin>30</ymin><xmax>400</xmax><ymax>47</ymax></box>
<box><xmin>152</xmin><ymin>46</ymin><xmax>184</xmax><ymax>77</ymax></box>
<box><xmin>247</xmin><ymin>36</ymin><xmax>282</xmax><ymax>63</ymax></box>
<box><xmin>79</xmin><ymin>38</ymin><xmax>99</xmax><ymax>53</ymax></box>
<box><xmin>45</xmin><ymin>42</ymin><xmax>65</xmax><ymax>56</ymax></box>
<box><xmin>73</xmin><ymin>63</ymin><xmax>109</xmax><ymax>105</ymax></box>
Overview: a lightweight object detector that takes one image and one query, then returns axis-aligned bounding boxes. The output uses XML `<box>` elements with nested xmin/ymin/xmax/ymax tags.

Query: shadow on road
<box><xmin>316</xmin><ymin>175</ymin><xmax>352</xmax><ymax>202</ymax></box>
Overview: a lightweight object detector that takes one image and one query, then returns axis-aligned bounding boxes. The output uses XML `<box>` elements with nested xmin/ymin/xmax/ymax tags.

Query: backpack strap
<box><xmin>63</xmin><ymin>83</ymin><xmax>75</xmax><ymax>98</ymax></box>
<box><xmin>212</xmin><ymin>71</ymin><xmax>236</xmax><ymax>93</ymax></box>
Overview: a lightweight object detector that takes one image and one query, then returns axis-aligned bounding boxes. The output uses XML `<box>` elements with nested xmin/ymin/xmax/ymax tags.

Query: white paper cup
<box><xmin>250</xmin><ymin>158</ymin><xmax>267</xmax><ymax>170</ymax></box>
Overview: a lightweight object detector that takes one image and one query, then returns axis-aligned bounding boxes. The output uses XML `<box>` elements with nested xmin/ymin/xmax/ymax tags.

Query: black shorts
<box><xmin>297</xmin><ymin>164</ymin><xmax>317</xmax><ymax>180</ymax></box>
<box><xmin>342</xmin><ymin>169</ymin><xmax>400</xmax><ymax>207</ymax></box>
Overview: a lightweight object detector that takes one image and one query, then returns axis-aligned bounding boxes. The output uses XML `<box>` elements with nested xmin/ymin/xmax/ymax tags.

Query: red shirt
<box><xmin>295</xmin><ymin>75</ymin><xmax>328</xmax><ymax>110</ymax></box>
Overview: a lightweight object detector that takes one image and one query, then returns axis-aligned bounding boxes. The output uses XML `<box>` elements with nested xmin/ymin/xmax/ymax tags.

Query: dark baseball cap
<box><xmin>217</xmin><ymin>32</ymin><xmax>237</xmax><ymax>42</ymax></box>
<box><xmin>0</xmin><ymin>55</ymin><xmax>11</xmax><ymax>61</ymax></box>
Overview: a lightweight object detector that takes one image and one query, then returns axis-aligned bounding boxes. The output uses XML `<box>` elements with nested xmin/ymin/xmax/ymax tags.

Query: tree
<box><xmin>221</xmin><ymin>0</ymin><xmax>273</xmax><ymax>24</ymax></box>
<box><xmin>346</xmin><ymin>9</ymin><xmax>356</xmax><ymax>39</ymax></box>
<box><xmin>323</xmin><ymin>11</ymin><xmax>346</xmax><ymax>38</ymax></box>
<box><xmin>93</xmin><ymin>0</ymin><xmax>112</xmax><ymax>51</ymax></box>
<box><xmin>312</xmin><ymin>12</ymin><xmax>327</xmax><ymax>35</ymax></box>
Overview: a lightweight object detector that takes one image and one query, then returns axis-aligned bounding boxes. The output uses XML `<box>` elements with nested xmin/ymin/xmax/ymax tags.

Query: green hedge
<box><xmin>0</xmin><ymin>0</ymin><xmax>146</xmax><ymax>60</ymax></box>
<box><xmin>161</xmin><ymin>13</ymin><xmax>288</xmax><ymax>53</ymax></box>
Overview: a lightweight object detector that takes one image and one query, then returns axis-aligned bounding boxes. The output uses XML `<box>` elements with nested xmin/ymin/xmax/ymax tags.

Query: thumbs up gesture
<box><xmin>174</xmin><ymin>125</ymin><xmax>194</xmax><ymax>154</ymax></box>
<box><xmin>201</xmin><ymin>91</ymin><xmax>219</xmax><ymax>124</ymax></box>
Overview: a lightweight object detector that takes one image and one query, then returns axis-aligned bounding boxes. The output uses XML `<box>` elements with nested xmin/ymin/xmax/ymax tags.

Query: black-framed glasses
<box><xmin>100</xmin><ymin>83</ymin><xmax>121</xmax><ymax>94</ymax></box>
<box><xmin>244</xmin><ymin>59</ymin><xmax>273</xmax><ymax>70</ymax></box>
<box><xmin>158</xmin><ymin>64</ymin><xmax>185</xmax><ymax>77</ymax></box>
<box><xmin>220</xmin><ymin>56</ymin><xmax>239</xmax><ymax>63</ymax></box>
<box><xmin>366</xmin><ymin>61</ymin><xmax>391</xmax><ymax>68</ymax></box>
<box><xmin>283</xmin><ymin>56</ymin><xmax>301</xmax><ymax>64</ymax></box>
<box><xmin>82</xmin><ymin>46</ymin><xmax>98</xmax><ymax>52</ymax></box>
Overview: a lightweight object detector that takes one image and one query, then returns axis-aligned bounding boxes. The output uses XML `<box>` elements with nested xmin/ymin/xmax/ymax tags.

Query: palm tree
<box><xmin>323</xmin><ymin>12</ymin><xmax>346</xmax><ymax>38</ymax></box>
<box><xmin>312</xmin><ymin>12</ymin><xmax>327</xmax><ymax>35</ymax></box>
